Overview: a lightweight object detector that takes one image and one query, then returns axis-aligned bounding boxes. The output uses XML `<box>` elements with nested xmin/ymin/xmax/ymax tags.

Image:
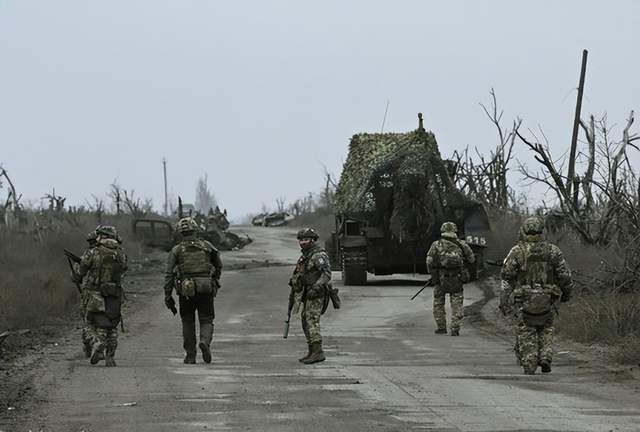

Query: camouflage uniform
<box><xmin>74</xmin><ymin>226</ymin><xmax>127</xmax><ymax>367</ymax></box>
<box><xmin>426</xmin><ymin>222</ymin><xmax>475</xmax><ymax>336</ymax></box>
<box><xmin>500</xmin><ymin>217</ymin><xmax>572</xmax><ymax>374</ymax></box>
<box><xmin>164</xmin><ymin>217</ymin><xmax>222</xmax><ymax>364</ymax></box>
<box><xmin>291</xmin><ymin>228</ymin><xmax>332</xmax><ymax>364</ymax></box>
<box><xmin>79</xmin><ymin>228</ymin><xmax>99</xmax><ymax>358</ymax></box>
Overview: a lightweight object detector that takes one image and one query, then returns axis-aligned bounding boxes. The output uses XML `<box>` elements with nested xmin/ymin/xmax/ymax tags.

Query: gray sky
<box><xmin>1</xmin><ymin>1</ymin><xmax>638</xmax><ymax>219</ymax></box>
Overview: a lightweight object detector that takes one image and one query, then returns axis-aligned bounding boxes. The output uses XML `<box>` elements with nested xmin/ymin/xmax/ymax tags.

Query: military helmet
<box><xmin>86</xmin><ymin>229</ymin><xmax>98</xmax><ymax>244</ymax></box>
<box><xmin>296</xmin><ymin>227</ymin><xmax>319</xmax><ymax>241</ymax></box>
<box><xmin>440</xmin><ymin>221</ymin><xmax>458</xmax><ymax>238</ymax></box>
<box><xmin>522</xmin><ymin>217</ymin><xmax>544</xmax><ymax>235</ymax></box>
<box><xmin>96</xmin><ymin>225</ymin><xmax>119</xmax><ymax>240</ymax></box>
<box><xmin>176</xmin><ymin>217</ymin><xmax>199</xmax><ymax>234</ymax></box>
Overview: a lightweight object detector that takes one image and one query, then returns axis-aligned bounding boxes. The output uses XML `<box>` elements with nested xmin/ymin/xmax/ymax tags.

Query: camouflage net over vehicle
<box><xmin>335</xmin><ymin>127</ymin><xmax>467</xmax><ymax>241</ymax></box>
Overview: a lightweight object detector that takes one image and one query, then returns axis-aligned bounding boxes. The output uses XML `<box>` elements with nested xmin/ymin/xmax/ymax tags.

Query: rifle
<box><xmin>486</xmin><ymin>259</ymin><xmax>504</xmax><ymax>267</ymax></box>
<box><xmin>410</xmin><ymin>276</ymin><xmax>434</xmax><ymax>300</ymax></box>
<box><xmin>283</xmin><ymin>282</ymin><xmax>294</xmax><ymax>339</ymax></box>
<box><xmin>64</xmin><ymin>249</ymin><xmax>83</xmax><ymax>294</ymax></box>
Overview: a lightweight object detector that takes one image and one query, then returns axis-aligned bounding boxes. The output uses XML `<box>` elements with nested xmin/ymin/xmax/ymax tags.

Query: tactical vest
<box><xmin>85</xmin><ymin>239</ymin><xmax>126</xmax><ymax>327</ymax></box>
<box><xmin>177</xmin><ymin>239</ymin><xmax>214</xmax><ymax>276</ymax></box>
<box><xmin>515</xmin><ymin>241</ymin><xmax>561</xmax><ymax>317</ymax></box>
<box><xmin>176</xmin><ymin>238</ymin><xmax>216</xmax><ymax>298</ymax></box>
<box><xmin>297</xmin><ymin>248</ymin><xmax>327</xmax><ymax>287</ymax></box>
<box><xmin>94</xmin><ymin>241</ymin><xmax>126</xmax><ymax>287</ymax></box>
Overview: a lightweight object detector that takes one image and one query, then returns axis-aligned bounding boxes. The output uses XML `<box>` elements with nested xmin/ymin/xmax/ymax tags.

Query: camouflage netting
<box><xmin>335</xmin><ymin>129</ymin><xmax>467</xmax><ymax>240</ymax></box>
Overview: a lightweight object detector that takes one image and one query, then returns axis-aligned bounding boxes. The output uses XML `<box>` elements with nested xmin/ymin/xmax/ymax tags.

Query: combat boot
<box><xmin>450</xmin><ymin>329</ymin><xmax>460</xmax><ymax>336</ymax></box>
<box><xmin>302</xmin><ymin>342</ymin><xmax>325</xmax><ymax>364</ymax></box>
<box><xmin>434</xmin><ymin>327</ymin><xmax>447</xmax><ymax>334</ymax></box>
<box><xmin>184</xmin><ymin>352</ymin><xmax>196</xmax><ymax>364</ymax></box>
<box><xmin>199</xmin><ymin>323</ymin><xmax>213</xmax><ymax>364</ymax></box>
<box><xmin>298</xmin><ymin>344</ymin><xmax>312</xmax><ymax>362</ymax></box>
<box><xmin>105</xmin><ymin>356</ymin><xmax>117</xmax><ymax>367</ymax></box>
<box><xmin>540</xmin><ymin>360</ymin><xmax>552</xmax><ymax>373</ymax></box>
<box><xmin>90</xmin><ymin>342</ymin><xmax>105</xmax><ymax>365</ymax></box>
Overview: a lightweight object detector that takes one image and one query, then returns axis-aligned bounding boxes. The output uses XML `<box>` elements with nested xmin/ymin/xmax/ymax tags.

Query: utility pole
<box><xmin>567</xmin><ymin>49</ymin><xmax>588</xmax><ymax>201</ymax></box>
<box><xmin>162</xmin><ymin>158</ymin><xmax>168</xmax><ymax>216</ymax></box>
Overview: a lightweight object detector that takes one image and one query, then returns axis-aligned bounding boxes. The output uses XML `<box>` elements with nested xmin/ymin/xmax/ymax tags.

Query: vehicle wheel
<box><xmin>342</xmin><ymin>248</ymin><xmax>367</xmax><ymax>285</ymax></box>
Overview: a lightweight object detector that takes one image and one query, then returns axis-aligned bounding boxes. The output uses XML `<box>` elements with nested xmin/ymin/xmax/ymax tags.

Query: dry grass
<box><xmin>0</xmin><ymin>212</ymin><xmax>143</xmax><ymax>330</ymax></box>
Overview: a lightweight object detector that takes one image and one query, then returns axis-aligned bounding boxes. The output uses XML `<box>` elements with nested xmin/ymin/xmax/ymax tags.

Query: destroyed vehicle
<box><xmin>133</xmin><ymin>214</ymin><xmax>252</xmax><ymax>252</ymax></box>
<box><xmin>251</xmin><ymin>212</ymin><xmax>293</xmax><ymax>227</ymax></box>
<box><xmin>328</xmin><ymin>113</ymin><xmax>490</xmax><ymax>285</ymax></box>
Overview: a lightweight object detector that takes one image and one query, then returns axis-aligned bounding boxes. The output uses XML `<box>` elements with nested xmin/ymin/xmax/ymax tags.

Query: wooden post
<box><xmin>567</xmin><ymin>49</ymin><xmax>588</xmax><ymax>200</ymax></box>
<box><xmin>162</xmin><ymin>158</ymin><xmax>168</xmax><ymax>216</ymax></box>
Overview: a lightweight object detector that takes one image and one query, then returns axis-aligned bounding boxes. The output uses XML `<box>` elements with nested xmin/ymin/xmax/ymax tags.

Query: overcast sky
<box><xmin>1</xmin><ymin>1</ymin><xmax>638</xmax><ymax>220</ymax></box>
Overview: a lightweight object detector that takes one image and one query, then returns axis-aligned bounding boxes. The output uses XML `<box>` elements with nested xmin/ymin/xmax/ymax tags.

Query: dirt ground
<box><xmin>2</xmin><ymin>226</ymin><xmax>640</xmax><ymax>431</ymax></box>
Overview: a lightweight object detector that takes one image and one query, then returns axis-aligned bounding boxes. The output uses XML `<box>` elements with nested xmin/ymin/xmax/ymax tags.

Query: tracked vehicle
<box><xmin>329</xmin><ymin>114</ymin><xmax>490</xmax><ymax>285</ymax></box>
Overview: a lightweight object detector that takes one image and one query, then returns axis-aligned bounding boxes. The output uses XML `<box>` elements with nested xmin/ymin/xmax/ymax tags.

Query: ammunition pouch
<box><xmin>178</xmin><ymin>278</ymin><xmax>196</xmax><ymax>298</ymax></box>
<box><xmin>521</xmin><ymin>310</ymin><xmax>553</xmax><ymax>327</ymax></box>
<box><xmin>439</xmin><ymin>269</ymin><xmax>464</xmax><ymax>294</ymax></box>
<box><xmin>517</xmin><ymin>284</ymin><xmax>561</xmax><ymax>316</ymax></box>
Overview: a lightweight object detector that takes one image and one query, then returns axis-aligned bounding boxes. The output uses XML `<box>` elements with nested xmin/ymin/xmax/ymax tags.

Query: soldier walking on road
<box><xmin>426</xmin><ymin>222</ymin><xmax>475</xmax><ymax>336</ymax></box>
<box><xmin>79</xmin><ymin>228</ymin><xmax>99</xmax><ymax>358</ymax></box>
<box><xmin>289</xmin><ymin>228</ymin><xmax>333</xmax><ymax>364</ymax></box>
<box><xmin>499</xmin><ymin>217</ymin><xmax>572</xmax><ymax>375</ymax></box>
<box><xmin>164</xmin><ymin>217</ymin><xmax>222</xmax><ymax>364</ymax></box>
<box><xmin>72</xmin><ymin>226</ymin><xmax>127</xmax><ymax>367</ymax></box>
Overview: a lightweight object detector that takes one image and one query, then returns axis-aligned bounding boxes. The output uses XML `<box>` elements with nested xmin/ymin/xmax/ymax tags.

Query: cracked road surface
<box><xmin>9</xmin><ymin>227</ymin><xmax>640</xmax><ymax>431</ymax></box>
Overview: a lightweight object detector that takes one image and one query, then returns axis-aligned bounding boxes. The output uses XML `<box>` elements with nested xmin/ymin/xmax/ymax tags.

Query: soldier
<box><xmin>72</xmin><ymin>225</ymin><xmax>127</xmax><ymax>367</ymax></box>
<box><xmin>289</xmin><ymin>228</ymin><xmax>332</xmax><ymax>364</ymax></box>
<box><xmin>79</xmin><ymin>228</ymin><xmax>99</xmax><ymax>358</ymax></box>
<box><xmin>499</xmin><ymin>216</ymin><xmax>572</xmax><ymax>375</ymax></box>
<box><xmin>164</xmin><ymin>217</ymin><xmax>222</xmax><ymax>364</ymax></box>
<box><xmin>426</xmin><ymin>222</ymin><xmax>475</xmax><ymax>336</ymax></box>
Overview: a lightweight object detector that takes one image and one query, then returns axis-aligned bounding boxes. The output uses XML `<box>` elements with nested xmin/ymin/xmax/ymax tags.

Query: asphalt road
<box><xmin>7</xmin><ymin>227</ymin><xmax>640</xmax><ymax>432</ymax></box>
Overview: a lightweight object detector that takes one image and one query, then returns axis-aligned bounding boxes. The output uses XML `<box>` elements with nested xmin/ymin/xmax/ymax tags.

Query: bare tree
<box><xmin>195</xmin><ymin>174</ymin><xmax>217</xmax><ymax>214</ymax></box>
<box><xmin>109</xmin><ymin>180</ymin><xmax>123</xmax><ymax>214</ymax></box>
<box><xmin>517</xmin><ymin>110</ymin><xmax>640</xmax><ymax>246</ymax></box>
<box><xmin>122</xmin><ymin>189</ymin><xmax>148</xmax><ymax>217</ymax></box>
<box><xmin>42</xmin><ymin>188</ymin><xmax>66</xmax><ymax>212</ymax></box>
<box><xmin>85</xmin><ymin>194</ymin><xmax>105</xmax><ymax>223</ymax></box>
<box><xmin>451</xmin><ymin>89</ymin><xmax>521</xmax><ymax>209</ymax></box>
<box><xmin>275</xmin><ymin>196</ymin><xmax>287</xmax><ymax>212</ymax></box>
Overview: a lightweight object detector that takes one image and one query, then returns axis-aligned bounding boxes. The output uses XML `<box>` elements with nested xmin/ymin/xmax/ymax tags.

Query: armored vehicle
<box><xmin>330</xmin><ymin>114</ymin><xmax>490</xmax><ymax>285</ymax></box>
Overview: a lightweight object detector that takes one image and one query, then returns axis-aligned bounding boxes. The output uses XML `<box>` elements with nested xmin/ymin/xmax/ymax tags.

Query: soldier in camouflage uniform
<box><xmin>72</xmin><ymin>225</ymin><xmax>127</xmax><ymax>367</ymax></box>
<box><xmin>500</xmin><ymin>217</ymin><xmax>572</xmax><ymax>375</ymax></box>
<box><xmin>79</xmin><ymin>228</ymin><xmax>99</xmax><ymax>358</ymax></box>
<box><xmin>290</xmin><ymin>228</ymin><xmax>332</xmax><ymax>364</ymax></box>
<box><xmin>164</xmin><ymin>217</ymin><xmax>222</xmax><ymax>364</ymax></box>
<box><xmin>426</xmin><ymin>222</ymin><xmax>475</xmax><ymax>336</ymax></box>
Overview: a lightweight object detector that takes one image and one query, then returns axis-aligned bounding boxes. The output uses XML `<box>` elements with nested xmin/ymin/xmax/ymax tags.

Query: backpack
<box><xmin>439</xmin><ymin>245</ymin><xmax>464</xmax><ymax>270</ymax></box>
<box><xmin>517</xmin><ymin>242</ymin><xmax>561</xmax><ymax>317</ymax></box>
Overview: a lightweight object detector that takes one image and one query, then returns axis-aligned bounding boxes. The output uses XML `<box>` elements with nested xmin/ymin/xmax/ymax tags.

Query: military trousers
<box><xmin>301</xmin><ymin>297</ymin><xmax>323</xmax><ymax>345</ymax></box>
<box><xmin>179</xmin><ymin>293</ymin><xmax>215</xmax><ymax>354</ymax></box>
<box><xmin>432</xmin><ymin>285</ymin><xmax>464</xmax><ymax>331</ymax></box>
<box><xmin>515</xmin><ymin>314</ymin><xmax>554</xmax><ymax>371</ymax></box>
